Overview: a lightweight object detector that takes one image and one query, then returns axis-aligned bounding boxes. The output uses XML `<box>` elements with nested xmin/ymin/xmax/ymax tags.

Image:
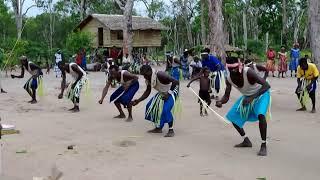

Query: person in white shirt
<box><xmin>122</xmin><ymin>53</ymin><xmax>131</xmax><ymax>70</ymax></box>
<box><xmin>54</xmin><ymin>49</ymin><xmax>63</xmax><ymax>78</ymax></box>
<box><xmin>189</xmin><ymin>56</ymin><xmax>202</xmax><ymax>78</ymax></box>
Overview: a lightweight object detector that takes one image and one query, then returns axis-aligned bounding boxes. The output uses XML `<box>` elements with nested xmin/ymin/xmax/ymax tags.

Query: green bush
<box><xmin>66</xmin><ymin>31</ymin><xmax>93</xmax><ymax>56</ymax></box>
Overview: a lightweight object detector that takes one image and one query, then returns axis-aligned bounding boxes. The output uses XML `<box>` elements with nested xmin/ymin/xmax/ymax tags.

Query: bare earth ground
<box><xmin>0</xmin><ymin>66</ymin><xmax>320</xmax><ymax>180</ymax></box>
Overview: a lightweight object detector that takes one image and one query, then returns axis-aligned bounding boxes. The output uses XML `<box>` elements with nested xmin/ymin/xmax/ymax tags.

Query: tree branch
<box><xmin>115</xmin><ymin>0</ymin><xmax>125</xmax><ymax>11</ymax></box>
<box><xmin>23</xmin><ymin>4</ymin><xmax>37</xmax><ymax>16</ymax></box>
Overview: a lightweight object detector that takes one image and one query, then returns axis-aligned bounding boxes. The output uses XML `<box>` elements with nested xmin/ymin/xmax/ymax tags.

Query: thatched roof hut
<box><xmin>76</xmin><ymin>14</ymin><xmax>167</xmax><ymax>48</ymax></box>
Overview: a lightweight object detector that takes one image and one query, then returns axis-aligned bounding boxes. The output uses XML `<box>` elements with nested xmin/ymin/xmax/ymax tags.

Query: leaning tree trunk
<box><xmin>308</xmin><ymin>0</ymin><xmax>320</xmax><ymax>66</ymax></box>
<box><xmin>201</xmin><ymin>0</ymin><xmax>206</xmax><ymax>45</ymax></box>
<box><xmin>208</xmin><ymin>0</ymin><xmax>226</xmax><ymax>63</ymax></box>
<box><xmin>123</xmin><ymin>0</ymin><xmax>134</xmax><ymax>62</ymax></box>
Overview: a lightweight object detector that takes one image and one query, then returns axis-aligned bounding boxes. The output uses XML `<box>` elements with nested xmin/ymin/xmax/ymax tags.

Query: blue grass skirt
<box><xmin>226</xmin><ymin>90</ymin><xmax>271</xmax><ymax>128</ymax></box>
<box><xmin>110</xmin><ymin>81</ymin><xmax>139</xmax><ymax>107</ymax></box>
<box><xmin>145</xmin><ymin>87</ymin><xmax>179</xmax><ymax>129</ymax></box>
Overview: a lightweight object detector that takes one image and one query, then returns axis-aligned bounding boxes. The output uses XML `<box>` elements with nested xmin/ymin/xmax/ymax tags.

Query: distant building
<box><xmin>75</xmin><ymin>14</ymin><xmax>167</xmax><ymax>48</ymax></box>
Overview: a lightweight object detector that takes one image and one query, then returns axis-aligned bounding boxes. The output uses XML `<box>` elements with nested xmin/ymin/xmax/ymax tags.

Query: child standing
<box><xmin>187</xmin><ymin>67</ymin><xmax>212</xmax><ymax>116</ymax></box>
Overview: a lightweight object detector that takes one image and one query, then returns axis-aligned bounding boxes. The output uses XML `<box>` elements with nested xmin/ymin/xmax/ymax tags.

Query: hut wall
<box><xmin>81</xmin><ymin>19</ymin><xmax>111</xmax><ymax>48</ymax></box>
<box><xmin>81</xmin><ymin>19</ymin><xmax>162</xmax><ymax>48</ymax></box>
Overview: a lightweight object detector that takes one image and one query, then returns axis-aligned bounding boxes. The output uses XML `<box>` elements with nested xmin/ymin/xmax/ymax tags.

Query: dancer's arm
<box><xmin>216</xmin><ymin>81</ymin><xmax>232</xmax><ymax>107</ymax></box>
<box><xmin>256</xmin><ymin>64</ymin><xmax>268</xmax><ymax>79</ymax></box>
<box><xmin>71</xmin><ymin>65</ymin><xmax>84</xmax><ymax>88</ymax></box>
<box><xmin>187</xmin><ymin>76</ymin><xmax>200</xmax><ymax>87</ymax></box>
<box><xmin>11</xmin><ymin>66</ymin><xmax>25</xmax><ymax>79</ymax></box>
<box><xmin>98</xmin><ymin>78</ymin><xmax>112</xmax><ymax>104</ymax></box>
<box><xmin>132</xmin><ymin>83</ymin><xmax>151</xmax><ymax>106</ymax></box>
<box><xmin>58</xmin><ymin>70</ymin><xmax>66</xmax><ymax>99</ymax></box>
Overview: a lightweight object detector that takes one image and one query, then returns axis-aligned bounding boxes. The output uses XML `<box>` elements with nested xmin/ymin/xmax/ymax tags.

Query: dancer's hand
<box><xmin>98</xmin><ymin>99</ymin><xmax>103</xmax><ymax>104</ymax></box>
<box><xmin>11</xmin><ymin>74</ymin><xmax>15</xmax><ymax>79</ymax></box>
<box><xmin>295</xmin><ymin>86</ymin><xmax>302</xmax><ymax>94</ymax></box>
<box><xmin>216</xmin><ymin>101</ymin><xmax>222</xmax><ymax>108</ymax></box>
<box><xmin>58</xmin><ymin>93</ymin><xmax>63</xmax><ymax>99</ymax></box>
<box><xmin>131</xmin><ymin>100</ymin><xmax>139</xmax><ymax>106</ymax></box>
<box><xmin>242</xmin><ymin>96</ymin><xmax>254</xmax><ymax>105</ymax></box>
<box><xmin>306</xmin><ymin>84</ymin><xmax>312</xmax><ymax>92</ymax></box>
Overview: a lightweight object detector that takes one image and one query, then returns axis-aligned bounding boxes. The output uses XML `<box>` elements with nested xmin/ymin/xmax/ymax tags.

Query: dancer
<box><xmin>266</xmin><ymin>47</ymin><xmax>276</xmax><ymax>77</ymax></box>
<box><xmin>54</xmin><ymin>49</ymin><xmax>63</xmax><ymax>78</ymax></box>
<box><xmin>131</xmin><ymin>65</ymin><xmax>180</xmax><ymax>137</ymax></box>
<box><xmin>295</xmin><ymin>58</ymin><xmax>319</xmax><ymax>113</ymax></box>
<box><xmin>278</xmin><ymin>46</ymin><xmax>288</xmax><ymax>78</ymax></box>
<box><xmin>216</xmin><ymin>57</ymin><xmax>271</xmax><ymax>156</ymax></box>
<box><xmin>290</xmin><ymin>43</ymin><xmax>300</xmax><ymax>77</ymax></box>
<box><xmin>244</xmin><ymin>59</ymin><xmax>268</xmax><ymax>79</ymax></box>
<box><xmin>11</xmin><ymin>56</ymin><xmax>43</xmax><ymax>104</ymax></box>
<box><xmin>201</xmin><ymin>48</ymin><xmax>225</xmax><ymax>98</ymax></box>
<box><xmin>58</xmin><ymin>61</ymin><xmax>87</xmax><ymax>112</ymax></box>
<box><xmin>98</xmin><ymin>65</ymin><xmax>139</xmax><ymax>121</ymax></box>
<box><xmin>187</xmin><ymin>67</ymin><xmax>211</xmax><ymax>116</ymax></box>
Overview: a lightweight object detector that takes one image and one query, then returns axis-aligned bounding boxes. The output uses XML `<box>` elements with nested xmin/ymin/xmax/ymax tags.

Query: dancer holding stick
<box><xmin>216</xmin><ymin>57</ymin><xmax>271</xmax><ymax>156</ymax></box>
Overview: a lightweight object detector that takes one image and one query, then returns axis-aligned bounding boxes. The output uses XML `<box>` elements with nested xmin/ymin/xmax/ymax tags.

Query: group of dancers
<box><xmin>1</xmin><ymin>47</ymin><xmax>318</xmax><ymax>157</ymax></box>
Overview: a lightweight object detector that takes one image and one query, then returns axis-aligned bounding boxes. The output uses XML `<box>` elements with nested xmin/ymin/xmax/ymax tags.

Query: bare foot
<box><xmin>114</xmin><ymin>114</ymin><xmax>126</xmax><ymax>119</ymax></box>
<box><xmin>164</xmin><ymin>129</ymin><xmax>175</xmax><ymax>137</ymax></box>
<box><xmin>257</xmin><ymin>143</ymin><xmax>267</xmax><ymax>156</ymax></box>
<box><xmin>296</xmin><ymin>107</ymin><xmax>307</xmax><ymax>111</ymax></box>
<box><xmin>147</xmin><ymin>128</ymin><xmax>162</xmax><ymax>133</ymax></box>
<box><xmin>126</xmin><ymin>117</ymin><xmax>133</xmax><ymax>122</ymax></box>
<box><xmin>234</xmin><ymin>137</ymin><xmax>252</xmax><ymax>148</ymax></box>
<box><xmin>30</xmin><ymin>100</ymin><xmax>37</xmax><ymax>104</ymax></box>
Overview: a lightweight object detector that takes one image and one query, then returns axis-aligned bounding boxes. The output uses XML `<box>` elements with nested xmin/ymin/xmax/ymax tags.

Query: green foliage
<box><xmin>66</xmin><ymin>31</ymin><xmax>93</xmax><ymax>56</ymax></box>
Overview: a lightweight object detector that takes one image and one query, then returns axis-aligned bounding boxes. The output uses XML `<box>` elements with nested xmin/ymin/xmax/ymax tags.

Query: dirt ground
<box><xmin>0</xmin><ymin>66</ymin><xmax>319</xmax><ymax>180</ymax></box>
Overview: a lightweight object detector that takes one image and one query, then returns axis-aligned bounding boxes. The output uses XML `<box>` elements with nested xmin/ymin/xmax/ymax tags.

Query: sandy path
<box><xmin>0</xmin><ymin>68</ymin><xmax>319</xmax><ymax>180</ymax></box>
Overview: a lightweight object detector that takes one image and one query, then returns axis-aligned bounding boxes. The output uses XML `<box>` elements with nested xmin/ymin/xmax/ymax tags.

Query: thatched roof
<box><xmin>76</xmin><ymin>14</ymin><xmax>168</xmax><ymax>31</ymax></box>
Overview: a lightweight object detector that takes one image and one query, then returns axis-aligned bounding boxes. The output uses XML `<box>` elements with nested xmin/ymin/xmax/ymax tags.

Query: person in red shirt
<box><xmin>75</xmin><ymin>51</ymin><xmax>83</xmax><ymax>66</ymax></box>
<box><xmin>266</xmin><ymin>47</ymin><xmax>276</xmax><ymax>77</ymax></box>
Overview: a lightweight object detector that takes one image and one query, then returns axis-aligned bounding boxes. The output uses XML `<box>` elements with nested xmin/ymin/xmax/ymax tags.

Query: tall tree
<box><xmin>200</xmin><ymin>0</ymin><xmax>206</xmax><ymax>45</ymax></box>
<box><xmin>116</xmin><ymin>0</ymin><xmax>134</xmax><ymax>61</ymax></box>
<box><xmin>308</xmin><ymin>0</ymin><xmax>320</xmax><ymax>65</ymax></box>
<box><xmin>208</xmin><ymin>0</ymin><xmax>226</xmax><ymax>63</ymax></box>
<box><xmin>10</xmin><ymin>0</ymin><xmax>41</xmax><ymax>38</ymax></box>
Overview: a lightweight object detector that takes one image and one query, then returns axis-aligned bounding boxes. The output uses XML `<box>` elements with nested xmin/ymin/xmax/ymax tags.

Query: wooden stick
<box><xmin>188</xmin><ymin>87</ymin><xmax>230</xmax><ymax>125</ymax></box>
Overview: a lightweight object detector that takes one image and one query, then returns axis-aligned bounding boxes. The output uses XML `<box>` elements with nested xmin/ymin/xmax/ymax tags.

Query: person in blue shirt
<box><xmin>289</xmin><ymin>43</ymin><xmax>300</xmax><ymax>77</ymax></box>
<box><xmin>201</xmin><ymin>48</ymin><xmax>225</xmax><ymax>98</ymax></box>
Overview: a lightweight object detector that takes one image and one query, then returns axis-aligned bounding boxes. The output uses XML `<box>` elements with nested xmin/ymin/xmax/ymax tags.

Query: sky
<box><xmin>23</xmin><ymin>0</ymin><xmax>151</xmax><ymax>17</ymax></box>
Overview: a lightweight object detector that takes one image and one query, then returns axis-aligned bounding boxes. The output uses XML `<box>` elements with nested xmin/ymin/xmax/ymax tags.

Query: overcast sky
<box><xmin>23</xmin><ymin>0</ymin><xmax>152</xmax><ymax>17</ymax></box>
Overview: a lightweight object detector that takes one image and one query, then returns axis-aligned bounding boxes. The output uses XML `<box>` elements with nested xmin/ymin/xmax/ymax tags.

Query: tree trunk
<box><xmin>201</xmin><ymin>0</ymin><xmax>206</xmax><ymax>45</ymax></box>
<box><xmin>242</xmin><ymin>9</ymin><xmax>247</xmax><ymax>50</ymax></box>
<box><xmin>182</xmin><ymin>0</ymin><xmax>193</xmax><ymax>47</ymax></box>
<box><xmin>265</xmin><ymin>32</ymin><xmax>269</xmax><ymax>52</ymax></box>
<box><xmin>308</xmin><ymin>0</ymin><xmax>320</xmax><ymax>65</ymax></box>
<box><xmin>123</xmin><ymin>0</ymin><xmax>134</xmax><ymax>62</ymax></box>
<box><xmin>282</xmin><ymin>0</ymin><xmax>287</xmax><ymax>45</ymax></box>
<box><xmin>12</xmin><ymin>0</ymin><xmax>23</xmax><ymax>39</ymax></box>
<box><xmin>207</xmin><ymin>0</ymin><xmax>226</xmax><ymax>63</ymax></box>
<box><xmin>230</xmin><ymin>18</ymin><xmax>235</xmax><ymax>47</ymax></box>
<box><xmin>80</xmin><ymin>0</ymin><xmax>86</xmax><ymax>20</ymax></box>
